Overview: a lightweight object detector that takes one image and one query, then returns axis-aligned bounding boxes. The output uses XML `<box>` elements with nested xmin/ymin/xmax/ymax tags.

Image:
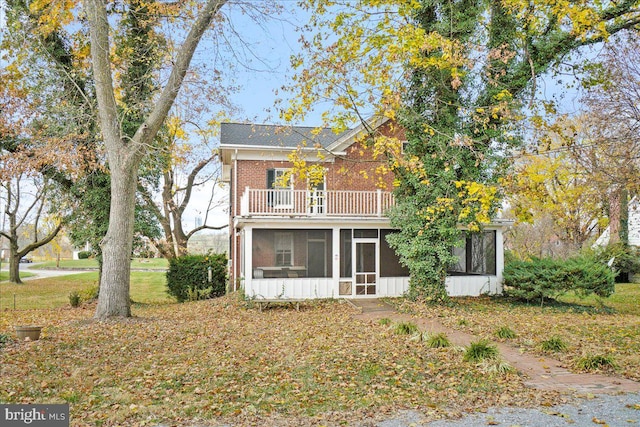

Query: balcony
<box><xmin>239</xmin><ymin>187</ymin><xmax>395</xmax><ymax>218</ymax></box>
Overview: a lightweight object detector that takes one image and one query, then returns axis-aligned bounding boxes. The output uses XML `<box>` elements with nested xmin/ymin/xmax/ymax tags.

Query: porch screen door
<box><xmin>354</xmin><ymin>240</ymin><xmax>377</xmax><ymax>295</ymax></box>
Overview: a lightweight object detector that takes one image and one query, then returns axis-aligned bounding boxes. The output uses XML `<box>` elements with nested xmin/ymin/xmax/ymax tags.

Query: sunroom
<box><xmin>239</xmin><ymin>223</ymin><xmax>506</xmax><ymax>300</ymax></box>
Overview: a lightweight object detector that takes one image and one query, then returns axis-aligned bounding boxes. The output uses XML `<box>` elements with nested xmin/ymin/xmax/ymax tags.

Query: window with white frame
<box><xmin>267</xmin><ymin>168</ymin><xmax>293</xmax><ymax>207</ymax></box>
<box><xmin>274</xmin><ymin>232</ymin><xmax>293</xmax><ymax>266</ymax></box>
<box><xmin>448</xmin><ymin>231</ymin><xmax>497</xmax><ymax>275</ymax></box>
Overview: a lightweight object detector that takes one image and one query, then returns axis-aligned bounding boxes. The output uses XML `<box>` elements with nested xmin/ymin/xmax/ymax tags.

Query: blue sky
<box><xmin>210</xmin><ymin>3</ymin><xmax>323</xmax><ymax>127</ymax></box>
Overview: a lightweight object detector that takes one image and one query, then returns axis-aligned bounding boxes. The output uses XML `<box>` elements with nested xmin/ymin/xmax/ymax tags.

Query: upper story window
<box><xmin>267</xmin><ymin>168</ymin><xmax>293</xmax><ymax>207</ymax></box>
<box><xmin>401</xmin><ymin>140</ymin><xmax>409</xmax><ymax>153</ymax></box>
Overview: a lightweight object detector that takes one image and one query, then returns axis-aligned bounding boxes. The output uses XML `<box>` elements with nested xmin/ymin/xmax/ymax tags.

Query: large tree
<box><xmin>84</xmin><ymin>0</ymin><xmax>228</xmax><ymax>318</ymax></box>
<box><xmin>286</xmin><ymin>0</ymin><xmax>639</xmax><ymax>299</ymax></box>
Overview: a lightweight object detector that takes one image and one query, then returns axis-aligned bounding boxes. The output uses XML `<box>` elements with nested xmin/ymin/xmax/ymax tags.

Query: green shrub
<box><xmin>464</xmin><ymin>339</ymin><xmax>499</xmax><ymax>362</ymax></box>
<box><xmin>80</xmin><ymin>285</ymin><xmax>99</xmax><ymax>302</ymax></box>
<box><xmin>540</xmin><ymin>336</ymin><xmax>568</xmax><ymax>353</ymax></box>
<box><xmin>394</xmin><ymin>321</ymin><xmax>419</xmax><ymax>335</ymax></box>
<box><xmin>69</xmin><ymin>291</ymin><xmax>81</xmax><ymax>307</ymax></box>
<box><xmin>575</xmin><ymin>354</ymin><xmax>617</xmax><ymax>371</ymax></box>
<box><xmin>166</xmin><ymin>253</ymin><xmax>227</xmax><ymax>303</ymax></box>
<box><xmin>0</xmin><ymin>333</ymin><xmax>11</xmax><ymax>349</ymax></box>
<box><xmin>503</xmin><ymin>256</ymin><xmax>615</xmax><ymax>305</ymax></box>
<box><xmin>495</xmin><ymin>326</ymin><xmax>517</xmax><ymax>339</ymax></box>
<box><xmin>426</xmin><ymin>332</ymin><xmax>451</xmax><ymax>348</ymax></box>
<box><xmin>77</xmin><ymin>251</ymin><xmax>92</xmax><ymax>259</ymax></box>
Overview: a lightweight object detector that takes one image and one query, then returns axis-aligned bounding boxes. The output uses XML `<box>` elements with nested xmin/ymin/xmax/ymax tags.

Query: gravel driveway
<box><xmin>372</xmin><ymin>392</ymin><xmax>640</xmax><ymax>427</ymax></box>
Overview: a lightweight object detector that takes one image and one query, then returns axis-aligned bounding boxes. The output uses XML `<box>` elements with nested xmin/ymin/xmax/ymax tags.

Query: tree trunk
<box><xmin>9</xmin><ymin>255</ymin><xmax>21</xmax><ymax>284</ymax></box>
<box><xmin>619</xmin><ymin>188</ymin><xmax>629</xmax><ymax>244</ymax></box>
<box><xmin>7</xmin><ymin>219</ymin><xmax>21</xmax><ymax>283</ymax></box>
<box><xmin>608</xmin><ymin>190</ymin><xmax>621</xmax><ymax>244</ymax></box>
<box><xmin>95</xmin><ymin>161</ymin><xmax>139</xmax><ymax>318</ymax></box>
<box><xmin>85</xmin><ymin>0</ymin><xmax>227</xmax><ymax>318</ymax></box>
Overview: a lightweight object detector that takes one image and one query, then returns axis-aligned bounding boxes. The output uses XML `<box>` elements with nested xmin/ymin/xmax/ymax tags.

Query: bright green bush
<box><xmin>495</xmin><ymin>326</ymin><xmax>517</xmax><ymax>339</ymax></box>
<box><xmin>540</xmin><ymin>336</ymin><xmax>568</xmax><ymax>353</ymax></box>
<box><xmin>166</xmin><ymin>253</ymin><xmax>227</xmax><ymax>303</ymax></box>
<box><xmin>394</xmin><ymin>322</ymin><xmax>419</xmax><ymax>335</ymax></box>
<box><xmin>574</xmin><ymin>354</ymin><xmax>617</xmax><ymax>371</ymax></box>
<box><xmin>464</xmin><ymin>339</ymin><xmax>499</xmax><ymax>362</ymax></box>
<box><xmin>425</xmin><ymin>332</ymin><xmax>451</xmax><ymax>348</ymax></box>
<box><xmin>77</xmin><ymin>251</ymin><xmax>92</xmax><ymax>259</ymax></box>
<box><xmin>69</xmin><ymin>291</ymin><xmax>81</xmax><ymax>307</ymax></box>
<box><xmin>503</xmin><ymin>256</ymin><xmax>615</xmax><ymax>305</ymax></box>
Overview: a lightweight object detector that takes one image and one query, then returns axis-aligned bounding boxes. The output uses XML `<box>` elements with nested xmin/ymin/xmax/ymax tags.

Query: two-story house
<box><xmin>220</xmin><ymin>117</ymin><xmax>510</xmax><ymax>300</ymax></box>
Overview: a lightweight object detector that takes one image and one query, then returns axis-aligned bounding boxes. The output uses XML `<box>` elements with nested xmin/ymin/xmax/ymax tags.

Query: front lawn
<box><xmin>0</xmin><ymin>271</ymin><xmax>35</xmax><ymax>282</ymax></box>
<box><xmin>0</xmin><ymin>296</ymin><xmax>554</xmax><ymax>426</ymax></box>
<box><xmin>396</xmin><ymin>283</ymin><xmax>640</xmax><ymax>382</ymax></box>
<box><xmin>0</xmin><ymin>271</ymin><xmax>171</xmax><ymax>310</ymax></box>
<box><xmin>33</xmin><ymin>258</ymin><xmax>169</xmax><ymax>270</ymax></box>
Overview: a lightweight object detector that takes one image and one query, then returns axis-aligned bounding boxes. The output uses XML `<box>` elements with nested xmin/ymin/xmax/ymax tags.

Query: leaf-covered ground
<box><xmin>395</xmin><ymin>285</ymin><xmax>640</xmax><ymax>382</ymax></box>
<box><xmin>1</xmin><ymin>296</ymin><xmax>556</xmax><ymax>426</ymax></box>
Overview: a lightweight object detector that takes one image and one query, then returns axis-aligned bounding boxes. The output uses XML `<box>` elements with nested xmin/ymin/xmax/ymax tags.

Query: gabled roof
<box><xmin>220</xmin><ymin>123</ymin><xmax>342</xmax><ymax>149</ymax></box>
<box><xmin>219</xmin><ymin>116</ymin><xmax>391</xmax><ymax>166</ymax></box>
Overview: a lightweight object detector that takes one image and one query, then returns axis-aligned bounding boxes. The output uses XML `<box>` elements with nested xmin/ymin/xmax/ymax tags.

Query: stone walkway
<box><xmin>349</xmin><ymin>298</ymin><xmax>640</xmax><ymax>395</ymax></box>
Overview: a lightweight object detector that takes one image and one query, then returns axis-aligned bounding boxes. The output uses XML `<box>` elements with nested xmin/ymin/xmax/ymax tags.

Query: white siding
<box><xmin>244</xmin><ymin>276</ymin><xmax>501</xmax><ymax>299</ymax></box>
<box><xmin>445</xmin><ymin>275</ymin><xmax>501</xmax><ymax>296</ymax></box>
<box><xmin>246</xmin><ymin>278</ymin><xmax>336</xmax><ymax>299</ymax></box>
<box><xmin>377</xmin><ymin>277</ymin><xmax>410</xmax><ymax>296</ymax></box>
<box><xmin>595</xmin><ymin>198</ymin><xmax>640</xmax><ymax>247</ymax></box>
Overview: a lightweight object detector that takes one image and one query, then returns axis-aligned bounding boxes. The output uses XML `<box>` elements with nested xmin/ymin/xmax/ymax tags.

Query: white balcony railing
<box><xmin>239</xmin><ymin>187</ymin><xmax>394</xmax><ymax>217</ymax></box>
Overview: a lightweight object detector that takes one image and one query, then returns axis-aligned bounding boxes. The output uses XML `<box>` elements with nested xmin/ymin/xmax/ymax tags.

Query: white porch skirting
<box><xmin>445</xmin><ymin>275</ymin><xmax>502</xmax><ymax>296</ymax></box>
<box><xmin>243</xmin><ymin>275</ymin><xmax>501</xmax><ymax>299</ymax></box>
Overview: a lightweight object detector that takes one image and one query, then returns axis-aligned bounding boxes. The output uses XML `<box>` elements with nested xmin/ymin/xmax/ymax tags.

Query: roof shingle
<box><xmin>220</xmin><ymin>122</ymin><xmax>341</xmax><ymax>148</ymax></box>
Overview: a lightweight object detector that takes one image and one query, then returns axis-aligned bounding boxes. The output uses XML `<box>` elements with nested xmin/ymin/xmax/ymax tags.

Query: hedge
<box><xmin>503</xmin><ymin>256</ymin><xmax>615</xmax><ymax>305</ymax></box>
<box><xmin>166</xmin><ymin>253</ymin><xmax>227</xmax><ymax>302</ymax></box>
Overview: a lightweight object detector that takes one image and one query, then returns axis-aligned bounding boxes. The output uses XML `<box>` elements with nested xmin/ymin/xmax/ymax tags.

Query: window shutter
<box><xmin>267</xmin><ymin>169</ymin><xmax>275</xmax><ymax>188</ymax></box>
<box><xmin>267</xmin><ymin>169</ymin><xmax>275</xmax><ymax>206</ymax></box>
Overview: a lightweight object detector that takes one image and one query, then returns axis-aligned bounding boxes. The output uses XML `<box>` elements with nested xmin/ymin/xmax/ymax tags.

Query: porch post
<box><xmin>495</xmin><ymin>228</ymin><xmax>505</xmax><ymax>295</ymax></box>
<box><xmin>245</xmin><ymin>226</ymin><xmax>253</xmax><ymax>296</ymax></box>
<box><xmin>376</xmin><ymin>189</ymin><xmax>382</xmax><ymax>216</ymax></box>
<box><xmin>241</xmin><ymin>187</ymin><xmax>250</xmax><ymax>216</ymax></box>
<box><xmin>332</xmin><ymin>227</ymin><xmax>340</xmax><ymax>291</ymax></box>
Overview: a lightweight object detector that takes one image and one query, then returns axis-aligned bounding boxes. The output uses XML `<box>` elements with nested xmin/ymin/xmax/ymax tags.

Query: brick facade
<box><xmin>231</xmin><ymin>120</ymin><xmax>405</xmax><ymax>217</ymax></box>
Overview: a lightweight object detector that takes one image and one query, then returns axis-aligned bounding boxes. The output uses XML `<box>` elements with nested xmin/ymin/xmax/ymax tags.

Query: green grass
<box><xmin>574</xmin><ymin>354</ymin><xmax>618</xmax><ymax>371</ymax></box>
<box><xmin>540</xmin><ymin>336</ymin><xmax>568</xmax><ymax>353</ymax></box>
<box><xmin>495</xmin><ymin>326</ymin><xmax>517</xmax><ymax>339</ymax></box>
<box><xmin>425</xmin><ymin>332</ymin><xmax>451</xmax><ymax>348</ymax></box>
<box><xmin>464</xmin><ymin>339</ymin><xmax>499</xmax><ymax>362</ymax></box>
<box><xmin>0</xmin><ymin>271</ymin><xmax>171</xmax><ymax>309</ymax></box>
<box><xmin>1</xmin><ymin>271</ymin><xmax>35</xmax><ymax>281</ymax></box>
<box><xmin>130</xmin><ymin>271</ymin><xmax>172</xmax><ymax>303</ymax></box>
<box><xmin>394</xmin><ymin>321</ymin><xmax>419</xmax><ymax>335</ymax></box>
<box><xmin>33</xmin><ymin>258</ymin><xmax>169</xmax><ymax>270</ymax></box>
<box><xmin>557</xmin><ymin>283</ymin><xmax>640</xmax><ymax>315</ymax></box>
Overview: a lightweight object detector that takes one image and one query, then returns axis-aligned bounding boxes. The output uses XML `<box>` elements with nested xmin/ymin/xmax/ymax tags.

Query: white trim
<box><xmin>220</xmin><ymin>145</ymin><xmax>341</xmax><ymax>164</ymax></box>
<box><xmin>325</xmin><ymin>115</ymin><xmax>390</xmax><ymax>153</ymax></box>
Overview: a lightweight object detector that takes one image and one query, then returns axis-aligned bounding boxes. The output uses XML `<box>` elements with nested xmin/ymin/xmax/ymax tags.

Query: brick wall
<box><xmin>232</xmin><ymin>120</ymin><xmax>405</xmax><ymax>216</ymax></box>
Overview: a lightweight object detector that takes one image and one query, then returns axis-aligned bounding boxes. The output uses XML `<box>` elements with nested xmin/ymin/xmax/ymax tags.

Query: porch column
<box><xmin>245</xmin><ymin>226</ymin><xmax>253</xmax><ymax>293</ymax></box>
<box><xmin>495</xmin><ymin>228</ymin><xmax>505</xmax><ymax>294</ymax></box>
<box><xmin>332</xmin><ymin>227</ymin><xmax>340</xmax><ymax>284</ymax></box>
